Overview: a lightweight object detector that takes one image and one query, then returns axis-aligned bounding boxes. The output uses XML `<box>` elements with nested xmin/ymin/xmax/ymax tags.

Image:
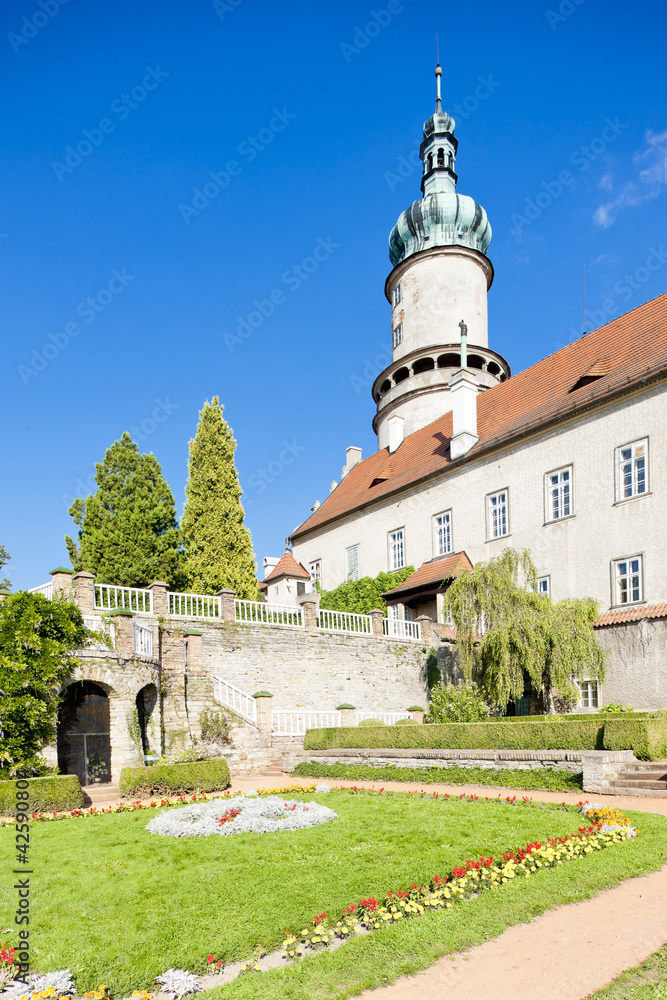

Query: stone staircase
<box><xmin>607</xmin><ymin>761</ymin><xmax>667</xmax><ymax>797</ymax></box>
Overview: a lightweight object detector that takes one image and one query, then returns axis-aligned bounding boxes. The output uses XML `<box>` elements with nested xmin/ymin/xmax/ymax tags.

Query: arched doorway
<box><xmin>136</xmin><ymin>684</ymin><xmax>158</xmax><ymax>757</ymax></box>
<box><xmin>57</xmin><ymin>681</ymin><xmax>111</xmax><ymax>785</ymax></box>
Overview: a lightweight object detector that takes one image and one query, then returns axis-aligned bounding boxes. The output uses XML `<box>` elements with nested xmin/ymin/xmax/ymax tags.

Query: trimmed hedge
<box><xmin>292</xmin><ymin>760</ymin><xmax>584</xmax><ymax>793</ymax></box>
<box><xmin>0</xmin><ymin>775</ymin><xmax>84</xmax><ymax>816</ymax></box>
<box><xmin>304</xmin><ymin>718</ymin><xmax>606</xmax><ymax>752</ymax></box>
<box><xmin>119</xmin><ymin>759</ymin><xmax>231</xmax><ymax>797</ymax></box>
<box><xmin>603</xmin><ymin>716</ymin><xmax>667</xmax><ymax>761</ymax></box>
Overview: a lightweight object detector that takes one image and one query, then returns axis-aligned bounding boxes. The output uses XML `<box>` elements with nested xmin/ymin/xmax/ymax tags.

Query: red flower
<box><xmin>207</xmin><ymin>955</ymin><xmax>215</xmax><ymax>964</ymax></box>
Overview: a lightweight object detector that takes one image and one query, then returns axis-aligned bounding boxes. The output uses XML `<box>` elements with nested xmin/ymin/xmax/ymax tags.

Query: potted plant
<box><xmin>87</xmin><ymin>751</ymin><xmax>109</xmax><ymax>784</ymax></box>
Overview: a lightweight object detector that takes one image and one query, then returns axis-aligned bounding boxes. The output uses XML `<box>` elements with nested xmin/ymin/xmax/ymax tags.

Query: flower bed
<box><xmin>146</xmin><ymin>796</ymin><xmax>337</xmax><ymax>838</ymax></box>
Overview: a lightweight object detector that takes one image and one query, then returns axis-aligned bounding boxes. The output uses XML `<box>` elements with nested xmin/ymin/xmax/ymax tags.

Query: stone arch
<box><xmin>57</xmin><ymin>680</ymin><xmax>112</xmax><ymax>786</ymax></box>
<box><xmin>393</xmin><ymin>366</ymin><xmax>410</xmax><ymax>384</ymax></box>
<box><xmin>380</xmin><ymin>379</ymin><xmax>392</xmax><ymax>395</ymax></box>
<box><xmin>136</xmin><ymin>683</ymin><xmax>159</xmax><ymax>756</ymax></box>
<box><xmin>468</xmin><ymin>354</ymin><xmax>484</xmax><ymax>370</ymax></box>
<box><xmin>437</xmin><ymin>147</ymin><xmax>445</xmax><ymax>167</ymax></box>
<box><xmin>412</xmin><ymin>356</ymin><xmax>435</xmax><ymax>375</ymax></box>
<box><xmin>437</xmin><ymin>353</ymin><xmax>460</xmax><ymax>368</ymax></box>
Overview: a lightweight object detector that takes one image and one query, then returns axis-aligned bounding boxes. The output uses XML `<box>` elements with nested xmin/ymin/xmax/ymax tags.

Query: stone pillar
<box><xmin>336</xmin><ymin>704</ymin><xmax>356</xmax><ymax>727</ymax></box>
<box><xmin>73</xmin><ymin>571</ymin><xmax>95</xmax><ymax>615</ymax></box>
<box><xmin>408</xmin><ymin>707</ymin><xmax>425</xmax><ymax>724</ymax></box>
<box><xmin>297</xmin><ymin>594</ymin><xmax>318</xmax><ymax>631</ymax></box>
<box><xmin>217</xmin><ymin>588</ymin><xmax>236</xmax><ymax>622</ymax></box>
<box><xmin>148</xmin><ymin>581</ymin><xmax>169</xmax><ymax>615</ymax></box>
<box><xmin>109</xmin><ymin>609</ymin><xmax>135</xmax><ymax>659</ymax></box>
<box><xmin>50</xmin><ymin>567</ymin><xmax>74</xmax><ymax>597</ymax></box>
<box><xmin>254</xmin><ymin>692</ymin><xmax>273</xmax><ymax>736</ymax></box>
<box><xmin>416</xmin><ymin>615</ymin><xmax>433</xmax><ymax>646</ymax></box>
<box><xmin>368</xmin><ymin>608</ymin><xmax>385</xmax><ymax>638</ymax></box>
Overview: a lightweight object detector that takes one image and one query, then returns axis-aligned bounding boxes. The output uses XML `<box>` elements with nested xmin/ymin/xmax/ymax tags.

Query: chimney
<box><xmin>387</xmin><ymin>414</ymin><xmax>404</xmax><ymax>453</ymax></box>
<box><xmin>449</xmin><ymin>370</ymin><xmax>479</xmax><ymax>459</ymax></box>
<box><xmin>345</xmin><ymin>446</ymin><xmax>362</xmax><ymax>469</ymax></box>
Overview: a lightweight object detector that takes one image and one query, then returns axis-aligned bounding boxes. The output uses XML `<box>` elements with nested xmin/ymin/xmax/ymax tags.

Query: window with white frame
<box><xmin>545</xmin><ymin>466</ymin><xmax>572</xmax><ymax>521</ymax></box>
<box><xmin>393</xmin><ymin>323</ymin><xmax>403</xmax><ymax>348</ymax></box>
<box><xmin>433</xmin><ymin>510</ymin><xmax>452</xmax><ymax>556</ymax></box>
<box><xmin>617</xmin><ymin>439</ymin><xmax>648</xmax><ymax>500</ymax></box>
<box><xmin>389</xmin><ymin>528</ymin><xmax>405</xmax><ymax>570</ymax></box>
<box><xmin>134</xmin><ymin>622</ymin><xmax>153</xmax><ymax>657</ymax></box>
<box><xmin>537</xmin><ymin>576</ymin><xmax>550</xmax><ymax>596</ymax></box>
<box><xmin>309</xmin><ymin>560</ymin><xmax>321</xmax><ymax>585</ymax></box>
<box><xmin>273</xmin><ymin>585</ymin><xmax>279</xmax><ymax>597</ymax></box>
<box><xmin>487</xmin><ymin>490</ymin><xmax>509</xmax><ymax>539</ymax></box>
<box><xmin>613</xmin><ymin>555</ymin><xmax>643</xmax><ymax>605</ymax></box>
<box><xmin>346</xmin><ymin>544</ymin><xmax>360</xmax><ymax>582</ymax></box>
<box><xmin>579</xmin><ymin>680</ymin><xmax>599</xmax><ymax>709</ymax></box>
<box><xmin>393</xmin><ymin>283</ymin><xmax>402</xmax><ymax>306</ymax></box>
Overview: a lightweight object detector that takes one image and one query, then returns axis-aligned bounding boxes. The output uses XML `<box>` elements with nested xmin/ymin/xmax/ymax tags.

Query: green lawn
<box><xmin>1</xmin><ymin>791</ymin><xmax>665</xmax><ymax>999</ymax></box>
<box><xmin>584</xmin><ymin>943</ymin><xmax>667</xmax><ymax>999</ymax></box>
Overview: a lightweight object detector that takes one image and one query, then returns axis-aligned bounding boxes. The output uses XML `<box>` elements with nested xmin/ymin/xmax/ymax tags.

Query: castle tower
<box><xmin>373</xmin><ymin>65</ymin><xmax>510</xmax><ymax>450</ymax></box>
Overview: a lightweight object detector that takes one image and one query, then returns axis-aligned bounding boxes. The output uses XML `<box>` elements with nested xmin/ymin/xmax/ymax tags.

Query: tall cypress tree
<box><xmin>65</xmin><ymin>432</ymin><xmax>183</xmax><ymax>588</ymax></box>
<box><xmin>182</xmin><ymin>397</ymin><xmax>257</xmax><ymax>599</ymax></box>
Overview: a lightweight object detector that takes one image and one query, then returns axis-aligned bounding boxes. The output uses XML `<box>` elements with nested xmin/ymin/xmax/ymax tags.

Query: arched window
<box><xmin>412</xmin><ymin>356</ymin><xmax>435</xmax><ymax>375</ymax></box>
<box><xmin>380</xmin><ymin>379</ymin><xmax>392</xmax><ymax>395</ymax></box>
<box><xmin>427</xmin><ymin>153</ymin><xmax>433</xmax><ymax>171</ymax></box>
<box><xmin>393</xmin><ymin>367</ymin><xmax>410</xmax><ymax>384</ymax></box>
<box><xmin>437</xmin><ymin>147</ymin><xmax>445</xmax><ymax>167</ymax></box>
<box><xmin>437</xmin><ymin>353</ymin><xmax>460</xmax><ymax>368</ymax></box>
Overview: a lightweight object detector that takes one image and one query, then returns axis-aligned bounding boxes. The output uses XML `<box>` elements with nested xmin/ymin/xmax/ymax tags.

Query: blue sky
<box><xmin>2</xmin><ymin>0</ymin><xmax>666</xmax><ymax>591</ymax></box>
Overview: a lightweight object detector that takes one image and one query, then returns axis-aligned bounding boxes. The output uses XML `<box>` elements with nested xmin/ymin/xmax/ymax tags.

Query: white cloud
<box><xmin>594</xmin><ymin>129</ymin><xmax>667</xmax><ymax>228</ymax></box>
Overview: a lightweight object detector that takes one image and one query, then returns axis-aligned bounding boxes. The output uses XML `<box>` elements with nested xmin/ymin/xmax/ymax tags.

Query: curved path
<box><xmin>89</xmin><ymin>776</ymin><xmax>667</xmax><ymax>1000</ymax></box>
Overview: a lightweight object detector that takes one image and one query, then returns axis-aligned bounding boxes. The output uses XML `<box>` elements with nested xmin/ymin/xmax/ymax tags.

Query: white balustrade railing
<box><xmin>133</xmin><ymin>622</ymin><xmax>154</xmax><ymax>657</ymax></box>
<box><xmin>272</xmin><ymin>710</ymin><xmax>341</xmax><ymax>736</ymax></box>
<box><xmin>213</xmin><ymin>675</ymin><xmax>257</xmax><ymax>723</ymax></box>
<box><xmin>354</xmin><ymin>711</ymin><xmax>411</xmax><ymax>725</ymax></box>
<box><xmin>82</xmin><ymin>615</ymin><xmax>116</xmax><ymax>651</ymax></box>
<box><xmin>234</xmin><ymin>599</ymin><xmax>303</xmax><ymax>629</ymax></box>
<box><xmin>317</xmin><ymin>608</ymin><xmax>372</xmax><ymax>636</ymax></box>
<box><xmin>28</xmin><ymin>582</ymin><xmax>52</xmax><ymax>600</ymax></box>
<box><xmin>169</xmin><ymin>591</ymin><xmax>221</xmax><ymax>619</ymax></box>
<box><xmin>94</xmin><ymin>584</ymin><xmax>152</xmax><ymax>615</ymax></box>
<box><xmin>383</xmin><ymin>618</ymin><xmax>422</xmax><ymax>641</ymax></box>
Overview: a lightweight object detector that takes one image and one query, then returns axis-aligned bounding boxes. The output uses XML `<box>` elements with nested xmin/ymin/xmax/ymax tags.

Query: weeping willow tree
<box><xmin>443</xmin><ymin>548</ymin><xmax>607</xmax><ymax>713</ymax></box>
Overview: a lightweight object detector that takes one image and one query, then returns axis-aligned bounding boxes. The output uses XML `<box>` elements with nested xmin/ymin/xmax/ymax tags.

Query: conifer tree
<box><xmin>65</xmin><ymin>432</ymin><xmax>183</xmax><ymax>588</ymax></box>
<box><xmin>181</xmin><ymin>397</ymin><xmax>257</xmax><ymax>598</ymax></box>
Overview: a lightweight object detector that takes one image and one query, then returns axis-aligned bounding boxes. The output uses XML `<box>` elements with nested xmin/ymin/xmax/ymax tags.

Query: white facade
<box><xmin>292</xmin><ymin>382</ymin><xmax>666</xmax><ymax>615</ymax></box>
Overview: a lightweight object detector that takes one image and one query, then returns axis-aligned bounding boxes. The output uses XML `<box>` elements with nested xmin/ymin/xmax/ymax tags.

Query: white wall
<box><xmin>292</xmin><ymin>383</ymin><xmax>666</xmax><ymax>613</ymax></box>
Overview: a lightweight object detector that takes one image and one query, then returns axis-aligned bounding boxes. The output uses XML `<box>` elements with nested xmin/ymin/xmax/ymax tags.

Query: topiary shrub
<box><xmin>357</xmin><ymin>718</ymin><xmax>388</xmax><ymax>727</ymax></box>
<box><xmin>119</xmin><ymin>759</ymin><xmax>231</xmax><ymax>797</ymax></box>
<box><xmin>425</xmin><ymin>682</ymin><xmax>491</xmax><ymax>723</ymax></box>
<box><xmin>394</xmin><ymin>717</ymin><xmax>418</xmax><ymax>726</ymax></box>
<box><xmin>0</xmin><ymin>775</ymin><xmax>84</xmax><ymax>816</ymax></box>
<box><xmin>603</xmin><ymin>715</ymin><xmax>667</xmax><ymax>761</ymax></box>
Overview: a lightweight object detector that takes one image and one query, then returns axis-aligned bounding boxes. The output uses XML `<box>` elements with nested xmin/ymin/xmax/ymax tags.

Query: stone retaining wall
<box><xmin>283</xmin><ymin>747</ymin><xmax>586</xmax><ymax>775</ymax></box>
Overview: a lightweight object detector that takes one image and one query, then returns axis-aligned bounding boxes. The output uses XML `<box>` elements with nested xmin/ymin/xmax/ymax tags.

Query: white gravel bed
<box><xmin>145</xmin><ymin>795</ymin><xmax>337</xmax><ymax>837</ymax></box>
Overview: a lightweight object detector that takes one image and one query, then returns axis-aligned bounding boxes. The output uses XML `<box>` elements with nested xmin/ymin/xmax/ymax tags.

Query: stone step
<box><xmin>605</xmin><ymin>784</ymin><xmax>667</xmax><ymax>798</ymax></box>
<box><xmin>617</xmin><ymin>770</ymin><xmax>667</xmax><ymax>781</ymax></box>
<box><xmin>609</xmin><ymin>779</ymin><xmax>667</xmax><ymax>791</ymax></box>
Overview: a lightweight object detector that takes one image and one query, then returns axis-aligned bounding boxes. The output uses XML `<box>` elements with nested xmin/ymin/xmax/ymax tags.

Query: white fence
<box><xmin>213</xmin><ymin>675</ymin><xmax>258</xmax><ymax>723</ymax></box>
<box><xmin>354</xmin><ymin>711</ymin><xmax>411</xmax><ymax>725</ymax></box>
<box><xmin>234</xmin><ymin>599</ymin><xmax>304</xmax><ymax>629</ymax></box>
<box><xmin>94</xmin><ymin>584</ymin><xmax>153</xmax><ymax>615</ymax></box>
<box><xmin>316</xmin><ymin>608</ymin><xmax>373</xmax><ymax>635</ymax></box>
<box><xmin>28</xmin><ymin>582</ymin><xmax>53</xmax><ymax>599</ymax></box>
<box><xmin>82</xmin><ymin>615</ymin><xmax>116</xmax><ymax>651</ymax></box>
<box><xmin>383</xmin><ymin>618</ymin><xmax>422</xmax><ymax>641</ymax></box>
<box><xmin>272</xmin><ymin>710</ymin><xmax>341</xmax><ymax>735</ymax></box>
<box><xmin>169</xmin><ymin>592</ymin><xmax>221</xmax><ymax>619</ymax></box>
<box><xmin>133</xmin><ymin>622</ymin><xmax>154</xmax><ymax>657</ymax></box>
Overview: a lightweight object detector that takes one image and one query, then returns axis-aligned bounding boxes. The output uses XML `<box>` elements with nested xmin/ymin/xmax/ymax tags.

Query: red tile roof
<box><xmin>382</xmin><ymin>552</ymin><xmax>473</xmax><ymax>598</ymax></box>
<box><xmin>292</xmin><ymin>292</ymin><xmax>667</xmax><ymax>540</ymax></box>
<box><xmin>594</xmin><ymin>603</ymin><xmax>667</xmax><ymax>627</ymax></box>
<box><xmin>259</xmin><ymin>551</ymin><xmax>310</xmax><ymax>588</ymax></box>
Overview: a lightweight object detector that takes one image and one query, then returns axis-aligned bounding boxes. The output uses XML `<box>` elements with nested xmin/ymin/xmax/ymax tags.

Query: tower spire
<box><xmin>435</xmin><ymin>62</ymin><xmax>442</xmax><ymax>113</ymax></box>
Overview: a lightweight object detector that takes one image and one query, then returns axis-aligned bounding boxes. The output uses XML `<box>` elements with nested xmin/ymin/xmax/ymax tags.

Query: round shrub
<box><xmin>425</xmin><ymin>682</ymin><xmax>491</xmax><ymax>724</ymax></box>
<box><xmin>357</xmin><ymin>718</ymin><xmax>388</xmax><ymax>727</ymax></box>
<box><xmin>394</xmin><ymin>717</ymin><xmax>418</xmax><ymax>726</ymax></box>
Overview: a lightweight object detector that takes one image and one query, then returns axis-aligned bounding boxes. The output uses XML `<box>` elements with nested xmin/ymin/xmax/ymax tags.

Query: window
<box><xmin>433</xmin><ymin>511</ymin><xmax>452</xmax><ymax>556</ymax></box>
<box><xmin>617</xmin><ymin>439</ymin><xmax>648</xmax><ymax>500</ymax></box>
<box><xmin>579</xmin><ymin>680</ymin><xmax>599</xmax><ymax>709</ymax></box>
<box><xmin>487</xmin><ymin>490</ymin><xmax>509</xmax><ymax>539</ymax></box>
<box><xmin>346</xmin><ymin>544</ymin><xmax>360</xmax><ymax>582</ymax></box>
<box><xmin>537</xmin><ymin>576</ymin><xmax>550</xmax><ymax>596</ymax></box>
<box><xmin>388</xmin><ymin>528</ymin><xmax>405</xmax><ymax>570</ymax></box>
<box><xmin>613</xmin><ymin>555</ymin><xmax>643</xmax><ymax>605</ymax></box>
<box><xmin>273</xmin><ymin>585</ymin><xmax>279</xmax><ymax>597</ymax></box>
<box><xmin>134</xmin><ymin>623</ymin><xmax>153</xmax><ymax>657</ymax></box>
<box><xmin>545</xmin><ymin>466</ymin><xmax>572</xmax><ymax>521</ymax></box>
<box><xmin>393</xmin><ymin>323</ymin><xmax>403</xmax><ymax>348</ymax></box>
<box><xmin>393</xmin><ymin>283</ymin><xmax>402</xmax><ymax>306</ymax></box>
<box><xmin>296</xmin><ymin>581</ymin><xmax>306</xmax><ymax>596</ymax></box>
<box><xmin>309</xmin><ymin>560</ymin><xmax>321</xmax><ymax>585</ymax></box>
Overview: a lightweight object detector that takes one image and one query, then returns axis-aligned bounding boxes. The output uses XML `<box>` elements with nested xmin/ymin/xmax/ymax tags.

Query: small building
<box><xmin>258</xmin><ymin>550</ymin><xmax>313</xmax><ymax>606</ymax></box>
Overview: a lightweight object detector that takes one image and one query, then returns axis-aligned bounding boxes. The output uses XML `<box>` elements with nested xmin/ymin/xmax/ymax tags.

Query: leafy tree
<box><xmin>425</xmin><ymin>681</ymin><xmax>491</xmax><ymax>723</ymax></box>
<box><xmin>181</xmin><ymin>397</ymin><xmax>257</xmax><ymax>599</ymax></box>
<box><xmin>0</xmin><ymin>545</ymin><xmax>10</xmax><ymax>590</ymax></box>
<box><xmin>66</xmin><ymin>432</ymin><xmax>183</xmax><ymax>588</ymax></box>
<box><xmin>319</xmin><ymin>568</ymin><xmax>415</xmax><ymax>615</ymax></box>
<box><xmin>0</xmin><ymin>592</ymin><xmax>91</xmax><ymax>777</ymax></box>
<box><xmin>443</xmin><ymin>548</ymin><xmax>607</xmax><ymax>713</ymax></box>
